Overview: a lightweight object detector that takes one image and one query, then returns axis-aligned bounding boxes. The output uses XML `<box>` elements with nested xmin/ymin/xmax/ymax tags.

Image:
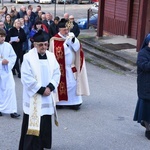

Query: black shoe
<box><xmin>10</xmin><ymin>113</ymin><xmax>20</xmax><ymax>118</ymax></box>
<box><xmin>145</xmin><ymin>130</ymin><xmax>150</xmax><ymax>140</ymax></box>
<box><xmin>18</xmin><ymin>73</ymin><xmax>21</xmax><ymax>78</ymax></box>
<box><xmin>0</xmin><ymin>112</ymin><xmax>2</xmax><ymax>116</ymax></box>
<box><xmin>56</xmin><ymin>105</ymin><xmax>64</xmax><ymax>109</ymax></box>
<box><xmin>141</xmin><ymin>121</ymin><xmax>146</xmax><ymax>128</ymax></box>
<box><xmin>12</xmin><ymin>70</ymin><xmax>16</xmax><ymax>75</ymax></box>
<box><xmin>70</xmin><ymin>104</ymin><xmax>81</xmax><ymax>110</ymax></box>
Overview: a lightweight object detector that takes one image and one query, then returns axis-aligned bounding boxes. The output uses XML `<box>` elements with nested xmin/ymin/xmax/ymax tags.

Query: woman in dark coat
<box><xmin>134</xmin><ymin>33</ymin><xmax>150</xmax><ymax>140</ymax></box>
<box><xmin>6</xmin><ymin>19</ymin><xmax>26</xmax><ymax>78</ymax></box>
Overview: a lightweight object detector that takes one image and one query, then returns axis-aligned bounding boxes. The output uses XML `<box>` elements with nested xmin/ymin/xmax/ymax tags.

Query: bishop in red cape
<box><xmin>49</xmin><ymin>18</ymin><xmax>90</xmax><ymax>110</ymax></box>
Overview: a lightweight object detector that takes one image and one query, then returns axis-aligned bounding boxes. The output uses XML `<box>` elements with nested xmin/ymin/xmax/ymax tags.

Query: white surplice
<box><xmin>0</xmin><ymin>42</ymin><xmax>17</xmax><ymax>113</ymax></box>
<box><xmin>21</xmin><ymin>48</ymin><xmax>60</xmax><ymax>116</ymax></box>
<box><xmin>50</xmin><ymin>33</ymin><xmax>83</xmax><ymax>106</ymax></box>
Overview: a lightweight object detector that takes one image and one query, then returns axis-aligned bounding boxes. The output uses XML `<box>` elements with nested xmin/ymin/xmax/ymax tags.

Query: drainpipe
<box><xmin>97</xmin><ymin>0</ymin><xmax>105</xmax><ymax>37</ymax></box>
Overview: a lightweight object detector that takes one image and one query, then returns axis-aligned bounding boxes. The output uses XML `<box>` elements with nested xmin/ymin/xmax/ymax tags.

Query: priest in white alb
<box><xmin>49</xmin><ymin>19</ymin><xmax>90</xmax><ymax>110</ymax></box>
<box><xmin>19</xmin><ymin>29</ymin><xmax>60</xmax><ymax>150</ymax></box>
<box><xmin>0</xmin><ymin>28</ymin><xmax>20</xmax><ymax>118</ymax></box>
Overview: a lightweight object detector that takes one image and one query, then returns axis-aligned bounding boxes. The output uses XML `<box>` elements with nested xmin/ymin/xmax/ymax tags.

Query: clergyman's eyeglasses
<box><xmin>37</xmin><ymin>43</ymin><xmax>48</xmax><ymax>47</ymax></box>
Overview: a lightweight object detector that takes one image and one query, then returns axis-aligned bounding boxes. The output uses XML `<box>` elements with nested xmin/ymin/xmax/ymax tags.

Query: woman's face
<box><xmin>15</xmin><ymin>21</ymin><xmax>21</xmax><ymax>29</ymax></box>
<box><xmin>2</xmin><ymin>7</ymin><xmax>7</xmax><ymax>12</ymax></box>
<box><xmin>20</xmin><ymin>19</ymin><xmax>24</xmax><ymax>26</ymax></box>
<box><xmin>24</xmin><ymin>16</ymin><xmax>28</xmax><ymax>21</ymax></box>
<box><xmin>6</xmin><ymin>15</ymin><xmax>11</xmax><ymax>21</ymax></box>
<box><xmin>11</xmin><ymin>6</ymin><xmax>16</xmax><ymax>11</ymax></box>
<box><xmin>36</xmin><ymin>24</ymin><xmax>42</xmax><ymax>30</ymax></box>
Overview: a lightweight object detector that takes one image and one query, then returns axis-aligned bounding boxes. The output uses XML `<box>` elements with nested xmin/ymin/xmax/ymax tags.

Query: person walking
<box><xmin>49</xmin><ymin>16</ymin><xmax>60</xmax><ymax>39</ymax></box>
<box><xmin>19</xmin><ymin>30</ymin><xmax>60</xmax><ymax>150</ymax></box>
<box><xmin>6</xmin><ymin>19</ymin><xmax>26</xmax><ymax>78</ymax></box>
<box><xmin>49</xmin><ymin>18</ymin><xmax>90</xmax><ymax>110</ymax></box>
<box><xmin>69</xmin><ymin>15</ymin><xmax>80</xmax><ymax>37</ymax></box>
<box><xmin>134</xmin><ymin>33</ymin><xmax>150</xmax><ymax>140</ymax></box>
<box><xmin>0</xmin><ymin>28</ymin><xmax>20</xmax><ymax>118</ymax></box>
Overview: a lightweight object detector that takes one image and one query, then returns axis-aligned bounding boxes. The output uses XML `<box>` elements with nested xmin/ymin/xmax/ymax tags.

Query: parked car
<box><xmin>10</xmin><ymin>0</ymin><xmax>30</xmax><ymax>3</ymax></box>
<box><xmin>90</xmin><ymin>2</ymin><xmax>99</xmax><ymax>13</ymax></box>
<box><xmin>76</xmin><ymin>14</ymin><xmax>98</xmax><ymax>29</ymax></box>
<box><xmin>77</xmin><ymin>0</ymin><xmax>90</xmax><ymax>4</ymax></box>
<box><xmin>57</xmin><ymin>0</ymin><xmax>72</xmax><ymax>4</ymax></box>
<box><xmin>34</xmin><ymin>0</ymin><xmax>52</xmax><ymax>3</ymax></box>
<box><xmin>91</xmin><ymin>0</ymin><xmax>98</xmax><ymax>3</ymax></box>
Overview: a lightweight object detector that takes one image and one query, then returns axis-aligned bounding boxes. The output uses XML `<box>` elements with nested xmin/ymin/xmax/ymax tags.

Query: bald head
<box><xmin>69</xmin><ymin>15</ymin><xmax>74</xmax><ymax>22</ymax></box>
<box><xmin>64</xmin><ymin>13</ymin><xmax>69</xmax><ymax>20</ymax></box>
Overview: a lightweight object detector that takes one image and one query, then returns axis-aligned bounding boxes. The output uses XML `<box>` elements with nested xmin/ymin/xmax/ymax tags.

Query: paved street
<box><xmin>0</xmin><ymin>1</ymin><xmax>92</xmax><ymax>19</ymax></box>
<box><xmin>0</xmin><ymin>1</ymin><xmax>150</xmax><ymax>150</ymax></box>
<box><xmin>0</xmin><ymin>62</ymin><xmax>150</xmax><ymax>150</ymax></box>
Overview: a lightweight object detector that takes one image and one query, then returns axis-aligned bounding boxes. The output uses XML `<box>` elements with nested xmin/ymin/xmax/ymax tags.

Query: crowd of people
<box><xmin>0</xmin><ymin>4</ymin><xmax>80</xmax><ymax>78</ymax></box>
<box><xmin>0</xmin><ymin>4</ymin><xmax>90</xmax><ymax>150</ymax></box>
<box><xmin>2</xmin><ymin>2</ymin><xmax>150</xmax><ymax>149</ymax></box>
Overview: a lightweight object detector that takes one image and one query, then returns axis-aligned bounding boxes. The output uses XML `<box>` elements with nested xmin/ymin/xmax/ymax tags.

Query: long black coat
<box><xmin>49</xmin><ymin>22</ymin><xmax>59</xmax><ymax>38</ymax></box>
<box><xmin>137</xmin><ymin>46</ymin><xmax>150</xmax><ymax>100</ymax></box>
<box><xmin>70</xmin><ymin>21</ymin><xmax>80</xmax><ymax>37</ymax></box>
<box><xmin>6</xmin><ymin>27</ymin><xmax>26</xmax><ymax>57</ymax></box>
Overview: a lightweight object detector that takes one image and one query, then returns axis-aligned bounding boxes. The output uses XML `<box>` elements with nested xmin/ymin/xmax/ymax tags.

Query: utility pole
<box><xmin>54</xmin><ymin>0</ymin><xmax>56</xmax><ymax>17</ymax></box>
<box><xmin>1</xmin><ymin>0</ymin><xmax>3</xmax><ymax>7</ymax></box>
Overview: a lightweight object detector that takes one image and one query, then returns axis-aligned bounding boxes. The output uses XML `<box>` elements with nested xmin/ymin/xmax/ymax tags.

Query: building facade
<box><xmin>97</xmin><ymin>0</ymin><xmax>150</xmax><ymax>51</ymax></box>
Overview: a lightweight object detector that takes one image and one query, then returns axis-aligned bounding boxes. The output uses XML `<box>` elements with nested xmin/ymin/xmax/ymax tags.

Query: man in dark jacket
<box><xmin>42</xmin><ymin>12</ymin><xmax>53</xmax><ymax>32</ymax></box>
<box><xmin>18</xmin><ymin>5</ymin><xmax>27</xmax><ymax>18</ymax></box>
<box><xmin>49</xmin><ymin>16</ymin><xmax>60</xmax><ymax>39</ymax></box>
<box><xmin>69</xmin><ymin>15</ymin><xmax>80</xmax><ymax>37</ymax></box>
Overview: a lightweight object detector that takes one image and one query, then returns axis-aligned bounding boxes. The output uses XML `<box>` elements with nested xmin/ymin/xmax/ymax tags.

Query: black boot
<box><xmin>145</xmin><ymin>130</ymin><xmax>150</xmax><ymax>140</ymax></box>
<box><xmin>69</xmin><ymin>104</ymin><xmax>81</xmax><ymax>110</ymax></box>
<box><xmin>18</xmin><ymin>73</ymin><xmax>21</xmax><ymax>78</ymax></box>
<box><xmin>10</xmin><ymin>113</ymin><xmax>20</xmax><ymax>118</ymax></box>
<box><xmin>12</xmin><ymin>69</ymin><xmax>16</xmax><ymax>75</ymax></box>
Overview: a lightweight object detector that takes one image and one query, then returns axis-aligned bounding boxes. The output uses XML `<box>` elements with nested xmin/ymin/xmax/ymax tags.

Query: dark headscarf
<box><xmin>141</xmin><ymin>33</ymin><xmax>150</xmax><ymax>49</ymax></box>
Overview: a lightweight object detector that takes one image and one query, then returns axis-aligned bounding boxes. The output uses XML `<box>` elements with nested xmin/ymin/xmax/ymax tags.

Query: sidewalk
<box><xmin>79</xmin><ymin>29</ymin><xmax>138</xmax><ymax>73</ymax></box>
<box><xmin>79</xmin><ymin>29</ymin><xmax>137</xmax><ymax>61</ymax></box>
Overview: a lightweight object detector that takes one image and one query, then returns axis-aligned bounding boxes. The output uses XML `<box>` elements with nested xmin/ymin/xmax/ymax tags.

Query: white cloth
<box><xmin>54</xmin><ymin>32</ymin><xmax>82</xmax><ymax>106</ymax></box>
<box><xmin>21</xmin><ymin>48</ymin><xmax>60</xmax><ymax>116</ymax></box>
<box><xmin>0</xmin><ymin>42</ymin><xmax>17</xmax><ymax>113</ymax></box>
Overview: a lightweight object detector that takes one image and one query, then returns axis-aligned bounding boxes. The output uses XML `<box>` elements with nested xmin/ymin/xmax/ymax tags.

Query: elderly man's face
<box><xmin>35</xmin><ymin>42</ymin><xmax>49</xmax><ymax>54</ymax></box>
<box><xmin>59</xmin><ymin>28</ymin><xmax>69</xmax><ymax>37</ymax></box>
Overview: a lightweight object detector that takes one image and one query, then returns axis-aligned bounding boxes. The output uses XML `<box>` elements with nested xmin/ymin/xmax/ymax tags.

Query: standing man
<box><xmin>19</xmin><ymin>30</ymin><xmax>60</xmax><ymax>150</ymax></box>
<box><xmin>49</xmin><ymin>16</ymin><xmax>60</xmax><ymax>39</ymax></box>
<box><xmin>69</xmin><ymin>15</ymin><xmax>80</xmax><ymax>37</ymax></box>
<box><xmin>49</xmin><ymin>19</ymin><xmax>90</xmax><ymax>110</ymax></box>
<box><xmin>42</xmin><ymin>12</ymin><xmax>54</xmax><ymax>32</ymax></box>
<box><xmin>18</xmin><ymin>5</ymin><xmax>27</xmax><ymax>18</ymax></box>
<box><xmin>0</xmin><ymin>28</ymin><xmax>20</xmax><ymax>118</ymax></box>
<box><xmin>64</xmin><ymin>13</ymin><xmax>69</xmax><ymax>21</ymax></box>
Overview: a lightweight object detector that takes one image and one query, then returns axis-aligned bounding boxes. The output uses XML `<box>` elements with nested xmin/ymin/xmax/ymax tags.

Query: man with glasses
<box><xmin>19</xmin><ymin>30</ymin><xmax>60</xmax><ymax>150</ymax></box>
<box><xmin>49</xmin><ymin>18</ymin><xmax>90</xmax><ymax>110</ymax></box>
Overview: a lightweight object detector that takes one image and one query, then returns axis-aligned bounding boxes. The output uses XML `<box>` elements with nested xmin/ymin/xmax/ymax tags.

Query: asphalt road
<box><xmin>0</xmin><ymin>62</ymin><xmax>149</xmax><ymax>150</ymax></box>
<box><xmin>0</xmin><ymin>1</ymin><xmax>92</xmax><ymax>19</ymax></box>
<box><xmin>0</xmin><ymin>2</ymin><xmax>150</xmax><ymax>150</ymax></box>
